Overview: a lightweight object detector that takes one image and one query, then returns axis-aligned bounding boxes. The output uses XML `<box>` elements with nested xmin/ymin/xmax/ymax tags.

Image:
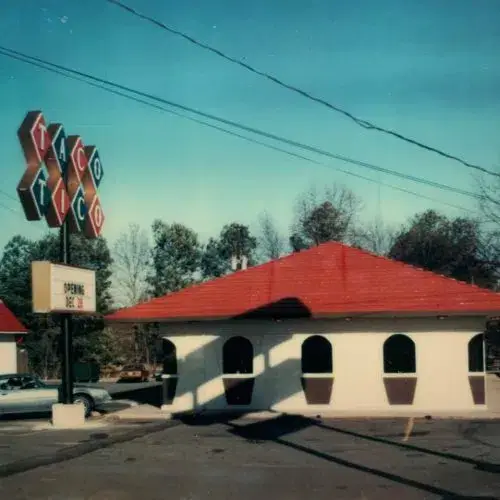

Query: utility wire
<box><xmin>0</xmin><ymin>200</ymin><xmax>20</xmax><ymax>215</ymax></box>
<box><xmin>0</xmin><ymin>189</ymin><xmax>18</xmax><ymax>203</ymax></box>
<box><xmin>0</xmin><ymin>45</ymin><xmax>483</xmax><ymax>204</ymax></box>
<box><xmin>0</xmin><ymin>49</ymin><xmax>476</xmax><ymax>216</ymax></box>
<box><xmin>103</xmin><ymin>0</ymin><xmax>500</xmax><ymax>179</ymax></box>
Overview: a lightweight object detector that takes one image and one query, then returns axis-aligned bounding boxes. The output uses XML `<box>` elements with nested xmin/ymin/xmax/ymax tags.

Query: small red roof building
<box><xmin>105</xmin><ymin>241</ymin><xmax>500</xmax><ymax>322</ymax></box>
<box><xmin>0</xmin><ymin>300</ymin><xmax>28</xmax><ymax>334</ymax></box>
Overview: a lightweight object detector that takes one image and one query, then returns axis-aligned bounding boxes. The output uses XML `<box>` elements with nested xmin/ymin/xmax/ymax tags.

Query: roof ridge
<box><xmin>127</xmin><ymin>243</ymin><xmax>335</xmax><ymax>310</ymax></box>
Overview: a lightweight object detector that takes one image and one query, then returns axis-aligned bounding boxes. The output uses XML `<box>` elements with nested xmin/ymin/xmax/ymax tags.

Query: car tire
<box><xmin>73</xmin><ymin>393</ymin><xmax>94</xmax><ymax>418</ymax></box>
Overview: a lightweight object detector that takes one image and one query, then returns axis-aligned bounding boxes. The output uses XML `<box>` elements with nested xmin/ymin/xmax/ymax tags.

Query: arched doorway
<box><xmin>468</xmin><ymin>333</ymin><xmax>486</xmax><ymax>405</ymax></box>
<box><xmin>161</xmin><ymin>339</ymin><xmax>178</xmax><ymax>406</ymax></box>
<box><xmin>301</xmin><ymin>335</ymin><xmax>334</xmax><ymax>405</ymax></box>
<box><xmin>222</xmin><ymin>336</ymin><xmax>255</xmax><ymax>406</ymax></box>
<box><xmin>382</xmin><ymin>334</ymin><xmax>417</xmax><ymax>405</ymax></box>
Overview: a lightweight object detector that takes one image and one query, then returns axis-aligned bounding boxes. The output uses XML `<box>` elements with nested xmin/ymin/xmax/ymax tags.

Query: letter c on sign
<box><xmin>77</xmin><ymin>147</ymin><xmax>86</xmax><ymax>172</ymax></box>
<box><xmin>77</xmin><ymin>196</ymin><xmax>85</xmax><ymax>221</ymax></box>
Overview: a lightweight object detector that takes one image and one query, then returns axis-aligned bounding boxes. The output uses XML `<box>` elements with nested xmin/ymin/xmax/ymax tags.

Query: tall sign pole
<box><xmin>17</xmin><ymin>111</ymin><xmax>105</xmax><ymax>407</ymax></box>
<box><xmin>60</xmin><ymin>165</ymin><xmax>72</xmax><ymax>403</ymax></box>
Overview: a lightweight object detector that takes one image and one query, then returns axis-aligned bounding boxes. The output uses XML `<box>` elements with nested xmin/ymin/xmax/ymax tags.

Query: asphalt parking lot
<box><xmin>80</xmin><ymin>380</ymin><xmax>164</xmax><ymax>407</ymax></box>
<box><xmin>0</xmin><ymin>414</ymin><xmax>500</xmax><ymax>499</ymax></box>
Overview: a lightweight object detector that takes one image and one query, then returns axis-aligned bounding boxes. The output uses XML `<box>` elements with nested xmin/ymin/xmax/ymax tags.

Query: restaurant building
<box><xmin>106</xmin><ymin>242</ymin><xmax>500</xmax><ymax>416</ymax></box>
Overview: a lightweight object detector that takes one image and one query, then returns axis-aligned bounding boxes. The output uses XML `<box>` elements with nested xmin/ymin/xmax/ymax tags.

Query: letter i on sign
<box><xmin>37</xmin><ymin>177</ymin><xmax>47</xmax><ymax>207</ymax></box>
<box><xmin>60</xmin><ymin>187</ymin><xmax>65</xmax><ymax>214</ymax></box>
<box><xmin>45</xmin><ymin>176</ymin><xmax>70</xmax><ymax>228</ymax></box>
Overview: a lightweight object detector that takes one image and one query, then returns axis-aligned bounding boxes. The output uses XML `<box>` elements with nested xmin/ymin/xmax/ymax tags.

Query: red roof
<box><xmin>105</xmin><ymin>241</ymin><xmax>500</xmax><ymax>322</ymax></box>
<box><xmin>0</xmin><ymin>300</ymin><xmax>28</xmax><ymax>334</ymax></box>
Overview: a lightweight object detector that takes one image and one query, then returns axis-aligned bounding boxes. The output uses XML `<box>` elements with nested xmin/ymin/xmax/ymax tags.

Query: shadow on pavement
<box><xmin>177</xmin><ymin>411</ymin><xmax>252</xmax><ymax>426</ymax></box>
<box><xmin>317</xmin><ymin>422</ymin><xmax>500</xmax><ymax>475</ymax></box>
<box><xmin>109</xmin><ymin>383</ymin><xmax>163</xmax><ymax>407</ymax></box>
<box><xmin>183</xmin><ymin>413</ymin><xmax>497</xmax><ymax>499</ymax></box>
<box><xmin>0</xmin><ymin>412</ymin><xmax>50</xmax><ymax>422</ymax></box>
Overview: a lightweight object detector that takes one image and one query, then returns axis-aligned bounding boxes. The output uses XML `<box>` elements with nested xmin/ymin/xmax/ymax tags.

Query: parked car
<box><xmin>73</xmin><ymin>362</ymin><xmax>100</xmax><ymax>383</ymax></box>
<box><xmin>154</xmin><ymin>368</ymin><xmax>163</xmax><ymax>382</ymax></box>
<box><xmin>0</xmin><ymin>373</ymin><xmax>113</xmax><ymax>418</ymax></box>
<box><xmin>118</xmin><ymin>364</ymin><xmax>149</xmax><ymax>383</ymax></box>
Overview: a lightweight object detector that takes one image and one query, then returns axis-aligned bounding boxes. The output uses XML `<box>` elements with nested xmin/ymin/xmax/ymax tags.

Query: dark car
<box><xmin>118</xmin><ymin>364</ymin><xmax>149</xmax><ymax>383</ymax></box>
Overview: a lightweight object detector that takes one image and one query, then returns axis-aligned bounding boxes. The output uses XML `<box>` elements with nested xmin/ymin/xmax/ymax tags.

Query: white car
<box><xmin>0</xmin><ymin>373</ymin><xmax>113</xmax><ymax>418</ymax></box>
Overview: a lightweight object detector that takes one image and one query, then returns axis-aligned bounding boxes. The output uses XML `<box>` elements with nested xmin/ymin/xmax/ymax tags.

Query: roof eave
<box><xmin>105</xmin><ymin>308</ymin><xmax>500</xmax><ymax>324</ymax></box>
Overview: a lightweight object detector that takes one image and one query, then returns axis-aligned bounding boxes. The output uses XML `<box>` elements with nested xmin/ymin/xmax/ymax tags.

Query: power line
<box><xmin>0</xmin><ymin>189</ymin><xmax>18</xmax><ymax>203</ymax></box>
<box><xmin>0</xmin><ymin>200</ymin><xmax>20</xmax><ymax>215</ymax></box>
<box><xmin>103</xmin><ymin>0</ymin><xmax>500</xmax><ymax>179</ymax></box>
<box><xmin>0</xmin><ymin>49</ymin><xmax>476</xmax><ymax>217</ymax></box>
<box><xmin>0</xmin><ymin>45</ymin><xmax>483</xmax><ymax>205</ymax></box>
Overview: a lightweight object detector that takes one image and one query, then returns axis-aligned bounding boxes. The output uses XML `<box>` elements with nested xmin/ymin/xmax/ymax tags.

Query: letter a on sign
<box><xmin>45</xmin><ymin>124</ymin><xmax>68</xmax><ymax>178</ymax></box>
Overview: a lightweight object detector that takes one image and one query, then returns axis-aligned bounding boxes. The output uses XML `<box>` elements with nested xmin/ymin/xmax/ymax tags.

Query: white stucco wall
<box><xmin>158</xmin><ymin>317</ymin><xmax>488</xmax><ymax>415</ymax></box>
<box><xmin>0</xmin><ymin>335</ymin><xmax>18</xmax><ymax>374</ymax></box>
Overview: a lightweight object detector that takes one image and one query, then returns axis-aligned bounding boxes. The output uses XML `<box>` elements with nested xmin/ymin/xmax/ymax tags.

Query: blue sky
<box><xmin>0</xmin><ymin>0</ymin><xmax>499</xmax><ymax>251</ymax></box>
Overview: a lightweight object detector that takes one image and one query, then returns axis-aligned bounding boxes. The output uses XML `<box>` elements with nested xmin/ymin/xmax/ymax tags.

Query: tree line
<box><xmin>1</xmin><ymin>180</ymin><xmax>499</xmax><ymax>376</ymax></box>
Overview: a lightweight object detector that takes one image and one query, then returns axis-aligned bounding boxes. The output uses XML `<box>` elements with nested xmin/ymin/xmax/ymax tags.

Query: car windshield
<box><xmin>32</xmin><ymin>376</ymin><xmax>47</xmax><ymax>388</ymax></box>
<box><xmin>123</xmin><ymin>365</ymin><xmax>142</xmax><ymax>371</ymax></box>
<box><xmin>0</xmin><ymin>375</ymin><xmax>47</xmax><ymax>390</ymax></box>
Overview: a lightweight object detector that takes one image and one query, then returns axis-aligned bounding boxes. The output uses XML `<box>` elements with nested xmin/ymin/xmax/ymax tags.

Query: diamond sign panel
<box><xmin>66</xmin><ymin>135</ymin><xmax>88</xmax><ymax>187</ymax></box>
<box><xmin>84</xmin><ymin>194</ymin><xmax>105</xmax><ymax>239</ymax></box>
<box><xmin>17</xmin><ymin>111</ymin><xmax>50</xmax><ymax>168</ymax></box>
<box><xmin>68</xmin><ymin>184</ymin><xmax>87</xmax><ymax>233</ymax></box>
<box><xmin>17</xmin><ymin>167</ymin><xmax>50</xmax><ymax>220</ymax></box>
<box><xmin>82</xmin><ymin>146</ymin><xmax>103</xmax><ymax>198</ymax></box>
<box><xmin>46</xmin><ymin>176</ymin><xmax>70</xmax><ymax>228</ymax></box>
<box><xmin>45</xmin><ymin>124</ymin><xmax>68</xmax><ymax>179</ymax></box>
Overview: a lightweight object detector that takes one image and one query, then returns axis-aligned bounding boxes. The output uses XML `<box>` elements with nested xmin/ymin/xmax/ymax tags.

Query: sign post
<box><xmin>17</xmin><ymin>111</ymin><xmax>105</xmax><ymax>410</ymax></box>
<box><xmin>60</xmin><ymin>194</ymin><xmax>73</xmax><ymax>404</ymax></box>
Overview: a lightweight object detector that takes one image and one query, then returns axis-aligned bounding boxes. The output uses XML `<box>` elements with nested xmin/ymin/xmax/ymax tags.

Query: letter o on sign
<box><xmin>93</xmin><ymin>158</ymin><xmax>102</xmax><ymax>181</ymax></box>
<box><xmin>94</xmin><ymin>204</ymin><xmax>103</xmax><ymax>228</ymax></box>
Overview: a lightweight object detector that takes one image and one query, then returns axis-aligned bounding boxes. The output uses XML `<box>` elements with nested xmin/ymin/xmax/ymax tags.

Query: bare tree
<box><xmin>476</xmin><ymin>171</ymin><xmax>500</xmax><ymax>271</ymax></box>
<box><xmin>112</xmin><ymin>223</ymin><xmax>151</xmax><ymax>307</ymax></box>
<box><xmin>352</xmin><ymin>216</ymin><xmax>397</xmax><ymax>256</ymax></box>
<box><xmin>257</xmin><ymin>211</ymin><xmax>286</xmax><ymax>261</ymax></box>
<box><xmin>478</xmin><ymin>170</ymin><xmax>500</xmax><ymax>226</ymax></box>
<box><xmin>290</xmin><ymin>183</ymin><xmax>362</xmax><ymax>250</ymax></box>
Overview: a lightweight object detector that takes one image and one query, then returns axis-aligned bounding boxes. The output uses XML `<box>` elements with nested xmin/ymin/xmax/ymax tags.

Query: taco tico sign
<box><xmin>17</xmin><ymin>110</ymin><xmax>105</xmax><ymax>237</ymax></box>
<box><xmin>31</xmin><ymin>261</ymin><xmax>96</xmax><ymax>314</ymax></box>
<box><xmin>17</xmin><ymin>110</ymin><xmax>103</xmax><ymax>408</ymax></box>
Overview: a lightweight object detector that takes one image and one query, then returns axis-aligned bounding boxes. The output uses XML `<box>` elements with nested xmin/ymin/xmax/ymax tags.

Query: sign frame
<box><xmin>31</xmin><ymin>261</ymin><xmax>96</xmax><ymax>315</ymax></box>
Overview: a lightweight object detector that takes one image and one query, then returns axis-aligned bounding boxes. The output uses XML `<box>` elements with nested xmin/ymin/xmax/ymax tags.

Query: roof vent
<box><xmin>231</xmin><ymin>255</ymin><xmax>248</xmax><ymax>271</ymax></box>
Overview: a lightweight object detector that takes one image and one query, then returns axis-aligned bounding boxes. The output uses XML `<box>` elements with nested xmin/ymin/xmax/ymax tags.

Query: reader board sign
<box><xmin>32</xmin><ymin>261</ymin><xmax>96</xmax><ymax>314</ymax></box>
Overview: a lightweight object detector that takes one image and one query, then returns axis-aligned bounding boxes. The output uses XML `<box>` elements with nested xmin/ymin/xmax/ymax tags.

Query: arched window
<box><xmin>162</xmin><ymin>339</ymin><xmax>177</xmax><ymax>375</ymax></box>
<box><xmin>301</xmin><ymin>335</ymin><xmax>333</xmax><ymax>374</ymax></box>
<box><xmin>223</xmin><ymin>336</ymin><xmax>253</xmax><ymax>374</ymax></box>
<box><xmin>383</xmin><ymin>334</ymin><xmax>416</xmax><ymax>374</ymax></box>
<box><xmin>468</xmin><ymin>333</ymin><xmax>485</xmax><ymax>373</ymax></box>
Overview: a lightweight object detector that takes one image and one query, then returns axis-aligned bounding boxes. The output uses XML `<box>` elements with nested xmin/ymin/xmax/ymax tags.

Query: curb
<box><xmin>0</xmin><ymin>420</ymin><xmax>180</xmax><ymax>479</ymax></box>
